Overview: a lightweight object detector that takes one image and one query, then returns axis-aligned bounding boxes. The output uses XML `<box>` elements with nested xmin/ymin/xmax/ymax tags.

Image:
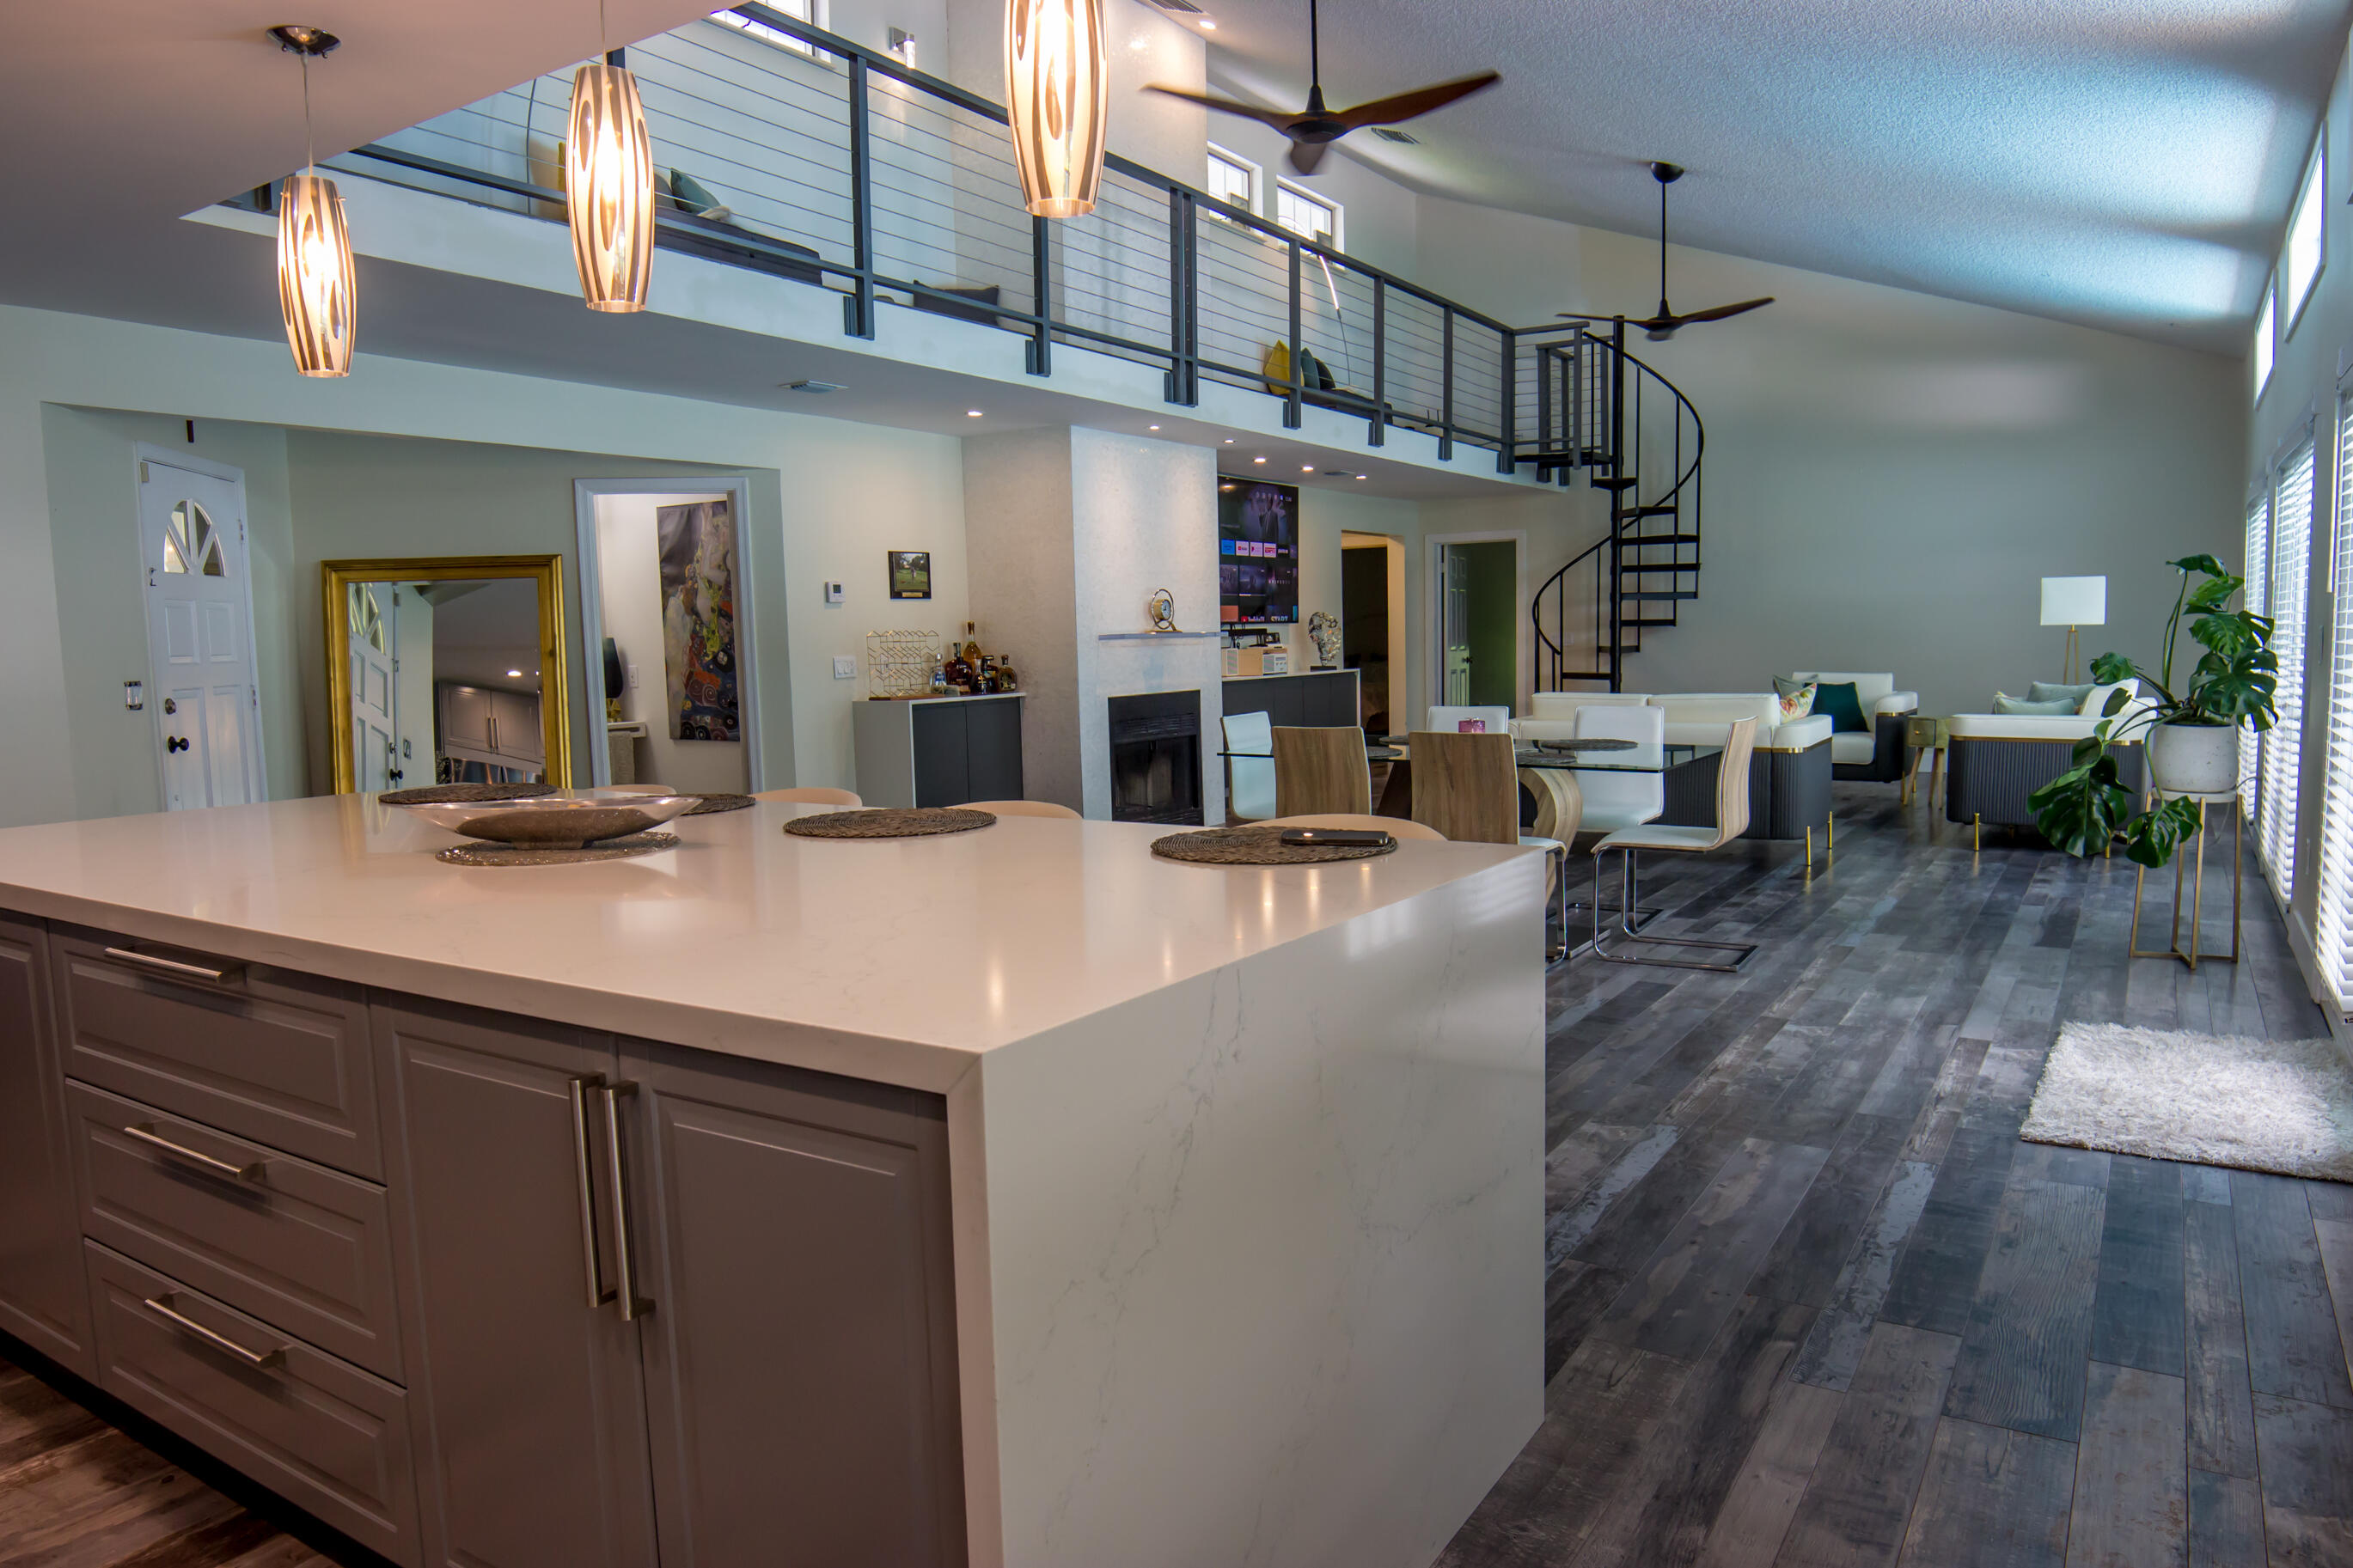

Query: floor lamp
<box><xmin>2041</xmin><ymin>576</ymin><xmax>2106</xmax><ymax>684</ymax></box>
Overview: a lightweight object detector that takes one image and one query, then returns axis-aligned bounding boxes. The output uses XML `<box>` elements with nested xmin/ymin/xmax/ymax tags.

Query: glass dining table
<box><xmin>1368</xmin><ymin>737</ymin><xmax>1723</xmax><ymax>818</ymax></box>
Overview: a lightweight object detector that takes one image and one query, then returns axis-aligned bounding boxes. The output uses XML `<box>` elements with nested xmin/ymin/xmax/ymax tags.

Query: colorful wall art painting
<box><xmin>657</xmin><ymin>499</ymin><xmax>741</xmax><ymax>742</ymax></box>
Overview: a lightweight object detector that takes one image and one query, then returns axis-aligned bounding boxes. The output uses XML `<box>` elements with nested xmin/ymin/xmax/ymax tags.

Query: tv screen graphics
<box><xmin>1217</xmin><ymin>480</ymin><xmax>1299</xmax><ymax>626</ymax></box>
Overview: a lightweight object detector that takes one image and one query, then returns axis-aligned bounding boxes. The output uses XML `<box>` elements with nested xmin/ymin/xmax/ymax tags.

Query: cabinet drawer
<box><xmin>53</xmin><ymin>930</ymin><xmax>381</xmax><ymax>1180</ymax></box>
<box><xmin>84</xmin><ymin>1242</ymin><xmax>419</xmax><ymax>1566</ymax></box>
<box><xmin>70</xmin><ymin>1082</ymin><xmax>402</xmax><ymax>1382</ymax></box>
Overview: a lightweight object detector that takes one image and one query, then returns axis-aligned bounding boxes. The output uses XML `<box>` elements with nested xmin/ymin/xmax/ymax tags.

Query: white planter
<box><xmin>2147</xmin><ymin>722</ymin><xmax>2238</xmax><ymax>797</ymax></box>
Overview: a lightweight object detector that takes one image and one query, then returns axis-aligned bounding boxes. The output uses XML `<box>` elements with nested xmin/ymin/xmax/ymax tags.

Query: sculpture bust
<box><xmin>1307</xmin><ymin>610</ymin><xmax>1342</xmax><ymax>670</ymax></box>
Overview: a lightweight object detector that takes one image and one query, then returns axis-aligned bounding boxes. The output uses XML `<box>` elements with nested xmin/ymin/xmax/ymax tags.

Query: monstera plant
<box><xmin>2028</xmin><ymin>554</ymin><xmax>2277</xmax><ymax>868</ymax></box>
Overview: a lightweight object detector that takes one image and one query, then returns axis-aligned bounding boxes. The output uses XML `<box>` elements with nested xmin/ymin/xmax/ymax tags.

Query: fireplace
<box><xmin>1108</xmin><ymin>691</ymin><xmax>1203</xmax><ymax>826</ymax></box>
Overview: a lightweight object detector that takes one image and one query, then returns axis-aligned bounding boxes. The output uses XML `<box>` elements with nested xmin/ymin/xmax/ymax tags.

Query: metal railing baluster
<box><xmin>844</xmin><ymin>54</ymin><xmax>875</xmax><ymax>340</ymax></box>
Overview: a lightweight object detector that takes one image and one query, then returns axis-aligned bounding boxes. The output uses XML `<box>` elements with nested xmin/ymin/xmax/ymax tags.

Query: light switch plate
<box><xmin>823</xmin><ymin>581</ymin><xmax>845</xmax><ymax>605</ymax></box>
<box><xmin>833</xmin><ymin>656</ymin><xmax>857</xmax><ymax>680</ymax></box>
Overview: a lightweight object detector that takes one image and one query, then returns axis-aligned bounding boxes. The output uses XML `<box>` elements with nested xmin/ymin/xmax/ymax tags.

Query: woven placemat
<box><xmin>1152</xmin><ymin>825</ymin><xmax>1399</xmax><ymax>866</ymax></box>
<box><xmin>382</xmin><ymin>783</ymin><xmax>556</xmax><ymax>805</ymax></box>
<box><xmin>782</xmin><ymin>808</ymin><xmax>995</xmax><ymax>840</ymax></box>
<box><xmin>677</xmin><ymin>793</ymin><xmax>755</xmax><ymax>815</ymax></box>
<box><xmin>437</xmin><ymin>832</ymin><xmax>679</xmax><ymax>867</ymax></box>
<box><xmin>1526</xmin><ymin>737</ymin><xmax>1637</xmax><ymax>754</ymax></box>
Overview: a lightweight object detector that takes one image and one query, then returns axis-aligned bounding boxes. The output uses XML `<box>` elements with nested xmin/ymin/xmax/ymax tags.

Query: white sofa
<box><xmin>1945</xmin><ymin>692</ymin><xmax>2156</xmax><ymax>828</ymax></box>
<box><xmin>1789</xmin><ymin>672</ymin><xmax>1919</xmax><ymax>778</ymax></box>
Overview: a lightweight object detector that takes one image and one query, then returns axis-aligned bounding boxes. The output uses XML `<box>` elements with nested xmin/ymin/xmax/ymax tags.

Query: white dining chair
<box><xmin>1573</xmin><ymin>705</ymin><xmax>1665</xmax><ymax>833</ymax></box>
<box><xmin>1588</xmin><ymin>717</ymin><xmax>1760</xmax><ymax>973</ymax></box>
<box><xmin>1223</xmin><ymin>711</ymin><xmax>1276</xmax><ymax>822</ymax></box>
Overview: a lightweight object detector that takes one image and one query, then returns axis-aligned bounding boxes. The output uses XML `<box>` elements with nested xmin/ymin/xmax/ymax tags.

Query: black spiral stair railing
<box><xmin>1519</xmin><ymin>319</ymin><xmax>1707</xmax><ymax>693</ymax></box>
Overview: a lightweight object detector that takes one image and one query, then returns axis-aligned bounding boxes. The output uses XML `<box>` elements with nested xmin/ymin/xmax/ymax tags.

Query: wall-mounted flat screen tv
<box><xmin>1218</xmin><ymin>480</ymin><xmax>1299</xmax><ymax>625</ymax></box>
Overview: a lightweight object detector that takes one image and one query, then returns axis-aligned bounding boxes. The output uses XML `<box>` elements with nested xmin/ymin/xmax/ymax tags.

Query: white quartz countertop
<box><xmin>0</xmin><ymin>797</ymin><xmax>1525</xmax><ymax>1093</ymax></box>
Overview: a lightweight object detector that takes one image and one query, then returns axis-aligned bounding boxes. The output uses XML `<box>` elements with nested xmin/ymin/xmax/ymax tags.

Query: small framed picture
<box><xmin>888</xmin><ymin>550</ymin><xmax>932</xmax><ymax>600</ymax></box>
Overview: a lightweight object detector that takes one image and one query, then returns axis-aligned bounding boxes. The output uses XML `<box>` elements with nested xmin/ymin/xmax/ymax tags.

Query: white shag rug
<box><xmin>2021</xmin><ymin>1022</ymin><xmax>2353</xmax><ymax>1183</ymax></box>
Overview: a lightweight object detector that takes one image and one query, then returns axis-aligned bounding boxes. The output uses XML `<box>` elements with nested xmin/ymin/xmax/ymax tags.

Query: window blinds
<box><xmin>2259</xmin><ymin>442</ymin><xmax>2313</xmax><ymax>894</ymax></box>
<box><xmin>2243</xmin><ymin>492</ymin><xmax>2270</xmax><ymax>823</ymax></box>
<box><xmin>2318</xmin><ymin>403</ymin><xmax>2353</xmax><ymax>1007</ymax></box>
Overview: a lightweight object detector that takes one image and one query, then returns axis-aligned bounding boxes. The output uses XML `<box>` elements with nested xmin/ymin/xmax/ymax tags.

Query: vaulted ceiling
<box><xmin>1189</xmin><ymin>0</ymin><xmax>2349</xmax><ymax>351</ymax></box>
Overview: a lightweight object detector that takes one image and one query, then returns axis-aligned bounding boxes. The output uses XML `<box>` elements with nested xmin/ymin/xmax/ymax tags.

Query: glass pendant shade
<box><xmin>1005</xmin><ymin>0</ymin><xmax>1108</xmax><ymax>218</ymax></box>
<box><xmin>277</xmin><ymin>173</ymin><xmax>356</xmax><ymax>377</ymax></box>
<box><xmin>565</xmin><ymin>61</ymin><xmax>655</xmax><ymax>311</ymax></box>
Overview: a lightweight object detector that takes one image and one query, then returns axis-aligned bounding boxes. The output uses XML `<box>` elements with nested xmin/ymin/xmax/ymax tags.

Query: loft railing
<box><xmin>308</xmin><ymin>3</ymin><xmax>1529</xmax><ymax>460</ymax></box>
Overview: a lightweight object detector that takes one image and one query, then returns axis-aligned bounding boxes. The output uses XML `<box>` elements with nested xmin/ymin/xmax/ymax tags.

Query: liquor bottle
<box><xmin>944</xmin><ymin>647</ymin><xmax>973</xmax><ymax>692</ymax></box>
<box><xmin>994</xmin><ymin>655</ymin><xmax>1018</xmax><ymax>692</ymax></box>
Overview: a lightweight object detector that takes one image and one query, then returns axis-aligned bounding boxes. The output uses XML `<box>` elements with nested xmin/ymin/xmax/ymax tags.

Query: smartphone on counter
<box><xmin>1279</xmin><ymin>828</ymin><xmax>1393</xmax><ymax>848</ymax></box>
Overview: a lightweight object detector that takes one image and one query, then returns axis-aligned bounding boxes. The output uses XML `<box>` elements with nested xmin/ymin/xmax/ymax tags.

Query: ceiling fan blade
<box><xmin>1330</xmin><ymin>71</ymin><xmax>1500</xmax><ymax>130</ymax></box>
<box><xmin>1143</xmin><ymin>83</ymin><xmax>1302</xmax><ymax>129</ymax></box>
<box><xmin>1666</xmin><ymin>296</ymin><xmax>1775</xmax><ymax>326</ymax></box>
<box><xmin>1287</xmin><ymin>137</ymin><xmax>1334</xmax><ymax>176</ymax></box>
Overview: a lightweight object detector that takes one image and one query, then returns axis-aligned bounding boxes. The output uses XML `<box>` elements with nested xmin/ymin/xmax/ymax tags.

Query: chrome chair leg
<box><xmin>1587</xmin><ymin>848</ymin><xmax>1759</xmax><ymax>972</ymax></box>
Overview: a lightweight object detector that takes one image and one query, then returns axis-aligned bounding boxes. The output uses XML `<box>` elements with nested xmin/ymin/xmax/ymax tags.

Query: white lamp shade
<box><xmin>277</xmin><ymin>173</ymin><xmax>355</xmax><ymax>377</ymax></box>
<box><xmin>1005</xmin><ymin>0</ymin><xmax>1109</xmax><ymax>218</ymax></box>
<box><xmin>565</xmin><ymin>62</ymin><xmax>656</xmax><ymax>312</ymax></box>
<box><xmin>2040</xmin><ymin>575</ymin><xmax>2106</xmax><ymax>627</ymax></box>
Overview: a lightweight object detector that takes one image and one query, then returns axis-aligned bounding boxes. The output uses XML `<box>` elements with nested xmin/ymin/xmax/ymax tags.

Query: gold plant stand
<box><xmin>2127</xmin><ymin>790</ymin><xmax>2241</xmax><ymax>970</ymax></box>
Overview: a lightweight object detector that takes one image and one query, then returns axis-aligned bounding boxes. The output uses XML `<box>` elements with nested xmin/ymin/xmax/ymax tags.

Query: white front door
<box><xmin>138</xmin><ymin>457</ymin><xmax>265</xmax><ymax>810</ymax></box>
<box><xmin>346</xmin><ymin>582</ymin><xmax>399</xmax><ymax>792</ymax></box>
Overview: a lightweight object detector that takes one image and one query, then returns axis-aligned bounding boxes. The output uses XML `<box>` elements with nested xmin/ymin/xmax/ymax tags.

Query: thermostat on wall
<box><xmin>823</xmin><ymin>581</ymin><xmax>845</xmax><ymax>605</ymax></box>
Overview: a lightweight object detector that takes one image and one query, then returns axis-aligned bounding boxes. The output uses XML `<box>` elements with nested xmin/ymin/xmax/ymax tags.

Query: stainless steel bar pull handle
<box><xmin>103</xmin><ymin>947</ymin><xmax>243</xmax><ymax>984</ymax></box>
<box><xmin>568</xmin><ymin>1075</ymin><xmax>614</xmax><ymax>1310</ymax></box>
<box><xmin>601</xmin><ymin>1082</ymin><xmax>652</xmax><ymax>1321</ymax></box>
<box><xmin>141</xmin><ymin>1294</ymin><xmax>287</xmax><ymax>1369</ymax></box>
<box><xmin>122</xmin><ymin>1124</ymin><xmax>266</xmax><ymax>1181</ymax></box>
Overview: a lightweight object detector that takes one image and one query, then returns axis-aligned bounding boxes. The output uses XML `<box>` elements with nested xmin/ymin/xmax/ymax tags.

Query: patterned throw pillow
<box><xmin>1775</xmin><ymin>682</ymin><xmax>1817</xmax><ymax>724</ymax></box>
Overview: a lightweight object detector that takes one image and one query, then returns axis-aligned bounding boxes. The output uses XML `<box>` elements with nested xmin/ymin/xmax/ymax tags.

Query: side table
<box><xmin>1902</xmin><ymin>716</ymin><xmax>1948</xmax><ymax>809</ymax></box>
<box><xmin>2128</xmin><ymin>789</ymin><xmax>2241</xmax><ymax>970</ymax></box>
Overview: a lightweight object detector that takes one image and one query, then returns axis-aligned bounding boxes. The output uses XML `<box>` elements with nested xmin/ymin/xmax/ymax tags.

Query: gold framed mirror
<box><xmin>321</xmin><ymin>556</ymin><xmax>572</xmax><ymax>794</ymax></box>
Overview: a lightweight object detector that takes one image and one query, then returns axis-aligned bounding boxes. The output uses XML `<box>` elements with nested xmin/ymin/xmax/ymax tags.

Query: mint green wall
<box><xmin>1461</xmin><ymin>540</ymin><xmax>1517</xmax><ymax>711</ymax></box>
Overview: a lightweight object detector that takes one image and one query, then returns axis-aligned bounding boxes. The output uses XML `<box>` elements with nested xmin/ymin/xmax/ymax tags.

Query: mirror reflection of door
<box><xmin>347</xmin><ymin>583</ymin><xmax>400</xmax><ymax>790</ymax></box>
<box><xmin>139</xmin><ymin>457</ymin><xmax>265</xmax><ymax>809</ymax></box>
<box><xmin>322</xmin><ymin>558</ymin><xmax>569</xmax><ymax>794</ymax></box>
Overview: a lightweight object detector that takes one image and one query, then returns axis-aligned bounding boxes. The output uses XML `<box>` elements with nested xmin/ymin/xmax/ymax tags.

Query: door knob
<box><xmin>166</xmin><ymin>736</ymin><xmax>189</xmax><ymax>753</ymax></box>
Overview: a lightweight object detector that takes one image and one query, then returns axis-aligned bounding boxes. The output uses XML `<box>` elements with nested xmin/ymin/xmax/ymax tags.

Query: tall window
<box><xmin>1206</xmin><ymin>146</ymin><xmax>1257</xmax><ymax>214</ymax></box>
<box><xmin>2244</xmin><ymin>491</ymin><xmax>2270</xmax><ymax>823</ymax></box>
<box><xmin>2260</xmin><ymin>442</ymin><xmax>2314</xmax><ymax>892</ymax></box>
<box><xmin>2254</xmin><ymin>282</ymin><xmax>2277</xmax><ymax>401</ymax></box>
<box><xmin>2283</xmin><ymin>138</ymin><xmax>2326</xmax><ymax>329</ymax></box>
<box><xmin>1274</xmin><ymin>182</ymin><xmax>1339</xmax><ymax>247</ymax></box>
<box><xmin>2316</xmin><ymin>398</ymin><xmax>2353</xmax><ymax>1004</ymax></box>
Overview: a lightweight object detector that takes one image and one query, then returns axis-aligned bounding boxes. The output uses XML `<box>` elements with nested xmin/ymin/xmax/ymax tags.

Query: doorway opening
<box><xmin>576</xmin><ymin>479</ymin><xmax>762</xmax><ymax>792</ymax></box>
<box><xmin>138</xmin><ymin>448</ymin><xmax>266</xmax><ymax>810</ymax></box>
<box><xmin>1429</xmin><ymin>536</ymin><xmax>1522</xmax><ymax>717</ymax></box>
<box><xmin>1339</xmin><ymin>531</ymin><xmax>1403</xmax><ymax>736</ymax></box>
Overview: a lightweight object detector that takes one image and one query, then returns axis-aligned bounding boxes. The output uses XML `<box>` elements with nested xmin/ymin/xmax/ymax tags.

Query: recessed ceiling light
<box><xmin>1355</xmin><ymin>473</ymin><xmax>1367</xmax><ymax>479</ymax></box>
<box><xmin>785</xmin><ymin>379</ymin><xmax>846</xmax><ymax>394</ymax></box>
<box><xmin>966</xmin><ymin>409</ymin><xmax>983</xmax><ymax>417</ymax></box>
<box><xmin>507</xmin><ymin>668</ymin><xmax>523</xmax><ymax>678</ymax></box>
<box><xmin>1199</xmin><ymin>17</ymin><xmax>1216</xmax><ymax>28</ymax></box>
<box><xmin>1253</xmin><ymin>455</ymin><xmax>1266</xmax><ymax>464</ymax></box>
<box><xmin>1148</xmin><ymin>424</ymin><xmax>1160</xmax><ymax>430</ymax></box>
<box><xmin>1301</xmin><ymin>465</ymin><xmax>1314</xmax><ymax>473</ymax></box>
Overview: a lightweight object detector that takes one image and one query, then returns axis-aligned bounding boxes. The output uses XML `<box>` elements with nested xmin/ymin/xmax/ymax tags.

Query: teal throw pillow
<box><xmin>1811</xmin><ymin>680</ymin><xmax>1870</xmax><ymax>734</ymax></box>
<box><xmin>2027</xmin><ymin>681</ymin><xmax>2095</xmax><ymax>708</ymax></box>
<box><xmin>670</xmin><ymin>168</ymin><xmax>721</xmax><ymax>214</ymax></box>
<box><xmin>1992</xmin><ymin>692</ymin><xmax>2080</xmax><ymax>716</ymax></box>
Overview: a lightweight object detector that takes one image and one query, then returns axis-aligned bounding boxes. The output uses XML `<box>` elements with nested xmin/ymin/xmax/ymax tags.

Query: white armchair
<box><xmin>1790</xmin><ymin>672</ymin><xmax>1918</xmax><ymax>780</ymax></box>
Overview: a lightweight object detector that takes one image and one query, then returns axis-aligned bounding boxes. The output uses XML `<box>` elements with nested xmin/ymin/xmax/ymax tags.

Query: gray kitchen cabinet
<box><xmin>0</xmin><ymin>913</ymin><xmax>91</xmax><ymax>1374</ymax></box>
<box><xmin>853</xmin><ymin>693</ymin><xmax>1024</xmax><ymax>808</ymax></box>
<box><xmin>376</xmin><ymin>998</ymin><xmax>658</xmax><ymax>1568</ymax></box>
<box><xmin>624</xmin><ymin>1040</ymin><xmax>967</xmax><ymax>1568</ymax></box>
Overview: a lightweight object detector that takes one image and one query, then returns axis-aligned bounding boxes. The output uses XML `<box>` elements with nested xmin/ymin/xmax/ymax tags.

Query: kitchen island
<box><xmin>0</xmin><ymin>795</ymin><xmax>1544</xmax><ymax>1568</ymax></box>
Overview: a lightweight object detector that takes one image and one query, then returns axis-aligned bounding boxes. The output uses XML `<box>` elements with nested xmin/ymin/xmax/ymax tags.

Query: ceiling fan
<box><xmin>1561</xmin><ymin>162</ymin><xmax>1774</xmax><ymax>341</ymax></box>
<box><xmin>1145</xmin><ymin>0</ymin><xmax>1499</xmax><ymax>176</ymax></box>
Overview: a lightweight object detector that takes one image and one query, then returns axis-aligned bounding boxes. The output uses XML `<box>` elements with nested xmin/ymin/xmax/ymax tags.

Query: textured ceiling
<box><xmin>1192</xmin><ymin>0</ymin><xmax>2349</xmax><ymax>351</ymax></box>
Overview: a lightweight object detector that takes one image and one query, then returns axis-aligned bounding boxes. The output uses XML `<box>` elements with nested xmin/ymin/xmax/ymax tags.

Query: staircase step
<box><xmin>1623</xmin><ymin>618</ymin><xmax>1679</xmax><ymax>629</ymax></box>
<box><xmin>1618</xmin><ymin>534</ymin><xmax>1703</xmax><ymax>547</ymax></box>
<box><xmin>1629</xmin><ymin>503</ymin><xmax>1680</xmax><ymax>517</ymax></box>
<box><xmin>1619</xmin><ymin>563</ymin><xmax>1700</xmax><ymax>574</ymax></box>
<box><xmin>1590</xmin><ymin>476</ymin><xmax>1641</xmax><ymax>491</ymax></box>
<box><xmin>1621</xmin><ymin>590</ymin><xmax>1698</xmax><ymax>601</ymax></box>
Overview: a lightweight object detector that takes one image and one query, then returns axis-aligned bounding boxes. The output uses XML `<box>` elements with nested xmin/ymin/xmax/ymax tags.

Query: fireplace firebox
<box><xmin>1108</xmin><ymin>691</ymin><xmax>1203</xmax><ymax>826</ymax></box>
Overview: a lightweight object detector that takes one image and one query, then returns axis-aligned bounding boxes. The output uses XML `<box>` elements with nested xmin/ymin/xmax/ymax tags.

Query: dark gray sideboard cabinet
<box><xmin>381</xmin><ymin>998</ymin><xmax>965</xmax><ymax>1568</ymax></box>
<box><xmin>853</xmin><ymin>694</ymin><xmax>1024</xmax><ymax>808</ymax></box>
<box><xmin>376</xmin><ymin>999</ymin><xmax>658</xmax><ymax>1568</ymax></box>
<box><xmin>626</xmin><ymin>1040</ymin><xmax>966</xmax><ymax>1568</ymax></box>
<box><xmin>0</xmin><ymin>913</ymin><xmax>90</xmax><ymax>1374</ymax></box>
<box><xmin>1220</xmin><ymin>670</ymin><xmax>1360</xmax><ymax>729</ymax></box>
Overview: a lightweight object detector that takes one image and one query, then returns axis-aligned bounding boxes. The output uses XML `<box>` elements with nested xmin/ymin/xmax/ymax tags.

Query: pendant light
<box><xmin>270</xmin><ymin>27</ymin><xmax>355</xmax><ymax>377</ymax></box>
<box><xmin>565</xmin><ymin>2</ymin><xmax>655</xmax><ymax>312</ymax></box>
<box><xmin>1005</xmin><ymin>0</ymin><xmax>1109</xmax><ymax>218</ymax></box>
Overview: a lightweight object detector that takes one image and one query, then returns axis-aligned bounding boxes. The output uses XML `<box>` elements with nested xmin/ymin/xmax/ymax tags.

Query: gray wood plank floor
<box><xmin>1443</xmin><ymin>784</ymin><xmax>2352</xmax><ymax>1568</ymax></box>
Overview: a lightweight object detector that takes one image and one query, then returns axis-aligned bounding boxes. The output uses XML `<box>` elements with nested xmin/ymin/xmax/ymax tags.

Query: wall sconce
<box><xmin>1005</xmin><ymin>0</ymin><xmax>1109</xmax><ymax>217</ymax></box>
